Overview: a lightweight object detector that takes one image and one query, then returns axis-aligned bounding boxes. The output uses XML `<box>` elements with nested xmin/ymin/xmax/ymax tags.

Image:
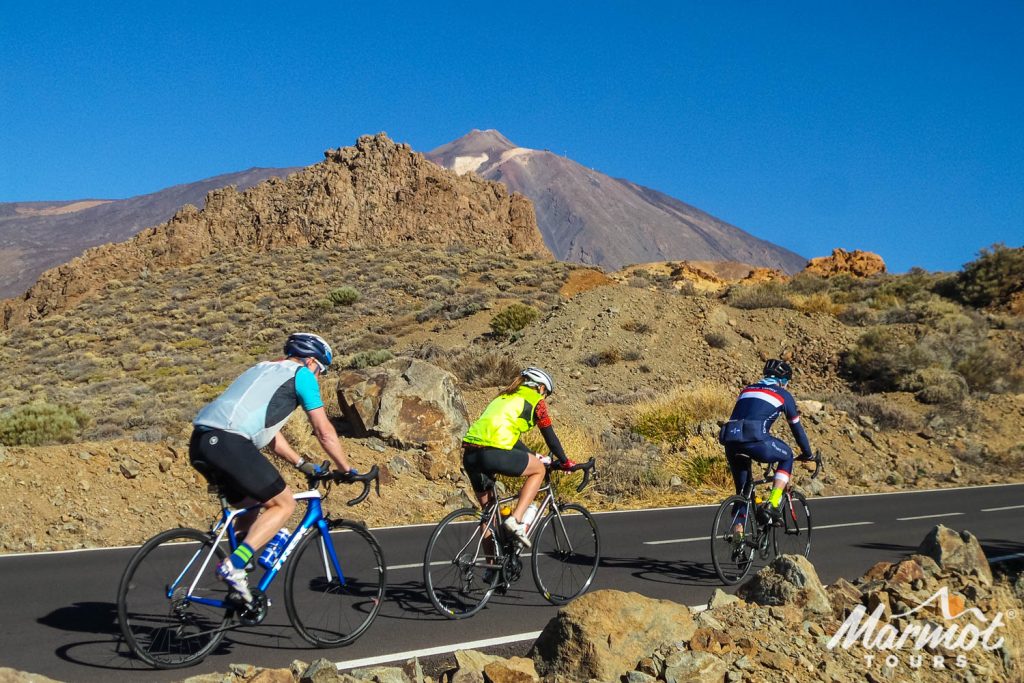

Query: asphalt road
<box><xmin>1</xmin><ymin>483</ymin><xmax>1021</xmax><ymax>681</ymax></box>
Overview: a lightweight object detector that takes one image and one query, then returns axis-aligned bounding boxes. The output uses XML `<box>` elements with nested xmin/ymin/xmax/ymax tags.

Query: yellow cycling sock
<box><xmin>769</xmin><ymin>487</ymin><xmax>783</xmax><ymax>508</ymax></box>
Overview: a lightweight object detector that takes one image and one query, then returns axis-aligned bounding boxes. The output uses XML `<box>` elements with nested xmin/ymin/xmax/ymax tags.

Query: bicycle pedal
<box><xmin>496</xmin><ymin>584</ymin><xmax>509</xmax><ymax>596</ymax></box>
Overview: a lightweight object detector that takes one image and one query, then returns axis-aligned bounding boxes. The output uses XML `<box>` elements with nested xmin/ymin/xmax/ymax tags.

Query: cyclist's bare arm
<box><xmin>306</xmin><ymin>407</ymin><xmax>353</xmax><ymax>473</ymax></box>
<box><xmin>269</xmin><ymin>431</ymin><xmax>305</xmax><ymax>468</ymax></box>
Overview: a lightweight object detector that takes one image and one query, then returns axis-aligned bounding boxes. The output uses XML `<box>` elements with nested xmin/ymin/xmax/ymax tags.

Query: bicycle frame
<box><xmin>171</xmin><ymin>490</ymin><xmax>345</xmax><ymax>610</ymax></box>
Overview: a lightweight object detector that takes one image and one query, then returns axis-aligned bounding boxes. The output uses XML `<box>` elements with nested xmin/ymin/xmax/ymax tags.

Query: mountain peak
<box><xmin>426</xmin><ymin>130</ymin><xmax>528</xmax><ymax>176</ymax></box>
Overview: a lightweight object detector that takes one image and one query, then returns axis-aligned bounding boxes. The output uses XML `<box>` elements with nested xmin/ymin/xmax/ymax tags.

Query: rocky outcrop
<box><xmin>736</xmin><ymin>553</ymin><xmax>832</xmax><ymax>615</ymax></box>
<box><xmin>336</xmin><ymin>358</ymin><xmax>469</xmax><ymax>480</ymax></box>
<box><xmin>2</xmin><ymin>133</ymin><xmax>549</xmax><ymax>329</ymax></box>
<box><xmin>916</xmin><ymin>524</ymin><xmax>994</xmax><ymax>585</ymax></box>
<box><xmin>531</xmin><ymin>589</ymin><xmax>696</xmax><ymax>681</ymax></box>
<box><xmin>803</xmin><ymin>248</ymin><xmax>886</xmax><ymax>278</ymax></box>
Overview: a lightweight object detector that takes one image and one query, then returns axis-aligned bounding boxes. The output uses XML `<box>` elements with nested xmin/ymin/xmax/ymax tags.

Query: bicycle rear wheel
<box><xmin>423</xmin><ymin>508</ymin><xmax>499</xmax><ymax>619</ymax></box>
<box><xmin>117</xmin><ymin>528</ymin><xmax>230</xmax><ymax>668</ymax></box>
<box><xmin>531</xmin><ymin>503</ymin><xmax>600</xmax><ymax>605</ymax></box>
<box><xmin>773</xmin><ymin>490</ymin><xmax>812</xmax><ymax>559</ymax></box>
<box><xmin>710</xmin><ymin>495</ymin><xmax>756</xmax><ymax>585</ymax></box>
<box><xmin>284</xmin><ymin>521</ymin><xmax>386</xmax><ymax>647</ymax></box>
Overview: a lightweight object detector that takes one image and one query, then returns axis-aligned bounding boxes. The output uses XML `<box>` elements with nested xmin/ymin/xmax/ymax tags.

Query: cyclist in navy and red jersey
<box><xmin>719</xmin><ymin>359</ymin><xmax>813</xmax><ymax>528</ymax></box>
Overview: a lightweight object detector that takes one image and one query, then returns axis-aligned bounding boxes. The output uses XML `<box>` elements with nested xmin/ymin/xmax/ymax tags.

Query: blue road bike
<box><xmin>117</xmin><ymin>464</ymin><xmax>384</xmax><ymax>669</ymax></box>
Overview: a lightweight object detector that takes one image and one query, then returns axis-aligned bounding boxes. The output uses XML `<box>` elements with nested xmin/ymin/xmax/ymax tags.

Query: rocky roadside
<box><xmin>4</xmin><ymin>524</ymin><xmax>1017</xmax><ymax>683</ymax></box>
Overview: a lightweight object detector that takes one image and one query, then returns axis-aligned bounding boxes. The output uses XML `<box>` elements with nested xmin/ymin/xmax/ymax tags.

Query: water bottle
<box><xmin>522</xmin><ymin>502</ymin><xmax>540</xmax><ymax>531</ymax></box>
<box><xmin>258</xmin><ymin>528</ymin><xmax>290</xmax><ymax>569</ymax></box>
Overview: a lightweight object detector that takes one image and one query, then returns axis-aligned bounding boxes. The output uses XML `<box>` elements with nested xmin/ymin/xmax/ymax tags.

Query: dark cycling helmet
<box><xmin>763</xmin><ymin>359</ymin><xmax>793</xmax><ymax>381</ymax></box>
<box><xmin>521</xmin><ymin>367</ymin><xmax>554</xmax><ymax>394</ymax></box>
<box><xmin>284</xmin><ymin>332</ymin><xmax>333</xmax><ymax>367</ymax></box>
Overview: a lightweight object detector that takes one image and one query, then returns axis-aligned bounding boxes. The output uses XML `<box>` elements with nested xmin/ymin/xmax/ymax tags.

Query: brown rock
<box><xmin>689</xmin><ymin>627</ymin><xmax>733</xmax><ymax>654</ymax></box>
<box><xmin>917</xmin><ymin>525</ymin><xmax>993</xmax><ymax>586</ymax></box>
<box><xmin>803</xmin><ymin>248</ymin><xmax>886</xmax><ymax>278</ymax></box>
<box><xmin>736</xmin><ymin>554</ymin><xmax>831</xmax><ymax>615</ymax></box>
<box><xmin>662</xmin><ymin>651</ymin><xmax>728</xmax><ymax>683</ymax></box>
<box><xmin>337</xmin><ymin>358</ymin><xmax>469</xmax><ymax>479</ymax></box>
<box><xmin>250</xmin><ymin>669</ymin><xmax>297</xmax><ymax>683</ymax></box>
<box><xmin>531</xmin><ymin>589</ymin><xmax>696</xmax><ymax>681</ymax></box>
<box><xmin>886</xmin><ymin>559</ymin><xmax>926</xmax><ymax>585</ymax></box>
<box><xmin>0</xmin><ymin>667</ymin><xmax>66</xmax><ymax>683</ymax></box>
<box><xmin>826</xmin><ymin>577</ymin><xmax>863</xmax><ymax>620</ymax></box>
<box><xmin>482</xmin><ymin>657</ymin><xmax>538</xmax><ymax>683</ymax></box>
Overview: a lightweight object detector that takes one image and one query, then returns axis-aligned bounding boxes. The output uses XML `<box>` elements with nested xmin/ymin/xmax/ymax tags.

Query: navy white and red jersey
<box><xmin>722</xmin><ymin>379</ymin><xmax>812</xmax><ymax>456</ymax></box>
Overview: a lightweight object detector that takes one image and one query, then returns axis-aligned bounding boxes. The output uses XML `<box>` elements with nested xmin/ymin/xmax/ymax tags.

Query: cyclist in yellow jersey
<box><xmin>463</xmin><ymin>367</ymin><xmax>575</xmax><ymax>547</ymax></box>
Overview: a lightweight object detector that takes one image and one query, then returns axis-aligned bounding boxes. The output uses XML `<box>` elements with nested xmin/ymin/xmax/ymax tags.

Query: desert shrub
<box><xmin>451</xmin><ymin>350</ymin><xmax>520</xmax><ymax>388</ymax></box>
<box><xmin>726</xmin><ymin>282</ymin><xmax>795</xmax><ymax>310</ymax></box>
<box><xmin>347</xmin><ymin>349</ymin><xmax>394</xmax><ymax>369</ymax></box>
<box><xmin>675</xmin><ymin>436</ymin><xmax>733</xmax><ymax>489</ymax></box>
<box><xmin>583</xmin><ymin>348</ymin><xmax>622</xmax><ymax>367</ymax></box>
<box><xmin>954</xmin><ymin>243</ymin><xmax>1024</xmax><ymax>309</ymax></box>
<box><xmin>631</xmin><ymin>386</ymin><xmax>734</xmax><ymax>447</ymax></box>
<box><xmin>786</xmin><ymin>273</ymin><xmax>830</xmax><ymax>295</ymax></box>
<box><xmin>489</xmin><ymin>303</ymin><xmax>539</xmax><ymax>337</ymax></box>
<box><xmin>794</xmin><ymin>292</ymin><xmax>843</xmax><ymax>316</ymax></box>
<box><xmin>906</xmin><ymin>368</ymin><xmax>969</xmax><ymax>405</ymax></box>
<box><xmin>835</xmin><ymin>303</ymin><xmax>876</xmax><ymax>327</ymax></box>
<box><xmin>828</xmin><ymin>393</ymin><xmax>922</xmax><ymax>431</ymax></box>
<box><xmin>705</xmin><ymin>331</ymin><xmax>729</xmax><ymax>349</ymax></box>
<box><xmin>593</xmin><ymin>429</ymin><xmax>663</xmax><ymax>498</ymax></box>
<box><xmin>841</xmin><ymin>328</ymin><xmax>933</xmax><ymax>392</ymax></box>
<box><xmin>621</xmin><ymin>320</ymin><xmax>652</xmax><ymax>334</ymax></box>
<box><xmin>0</xmin><ymin>402</ymin><xmax>88</xmax><ymax>445</ymax></box>
<box><xmin>346</xmin><ymin>332</ymin><xmax>395</xmax><ymax>353</ymax></box>
<box><xmin>328</xmin><ymin>286</ymin><xmax>361</xmax><ymax>306</ymax></box>
<box><xmin>622</xmin><ymin>349</ymin><xmax>642</xmax><ymax>362</ymax></box>
<box><xmin>586</xmin><ymin>388</ymin><xmax>658</xmax><ymax>405</ymax></box>
<box><xmin>954</xmin><ymin>344</ymin><xmax>1023</xmax><ymax>394</ymax></box>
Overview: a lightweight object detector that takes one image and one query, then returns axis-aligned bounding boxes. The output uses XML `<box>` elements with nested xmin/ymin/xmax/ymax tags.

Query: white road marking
<box><xmin>644</xmin><ymin>536</ymin><xmax>709</xmax><ymax>546</ymax></box>
<box><xmin>981</xmin><ymin>505</ymin><xmax>1024</xmax><ymax>512</ymax></box>
<box><xmin>896</xmin><ymin>512</ymin><xmax>964</xmax><ymax>521</ymax></box>
<box><xmin>814</xmin><ymin>522</ymin><xmax>874</xmax><ymax>530</ymax></box>
<box><xmin>335</xmin><ymin>631</ymin><xmax>544</xmax><ymax>670</ymax></box>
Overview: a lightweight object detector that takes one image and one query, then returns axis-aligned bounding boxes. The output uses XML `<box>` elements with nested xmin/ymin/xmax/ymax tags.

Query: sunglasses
<box><xmin>312</xmin><ymin>359</ymin><xmax>328</xmax><ymax>375</ymax></box>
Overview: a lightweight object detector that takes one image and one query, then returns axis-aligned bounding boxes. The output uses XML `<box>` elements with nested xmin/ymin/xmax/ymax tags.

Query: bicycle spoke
<box><xmin>773</xmin><ymin>490</ymin><xmax>812</xmax><ymax>558</ymax></box>
<box><xmin>424</xmin><ymin>508</ymin><xmax>499</xmax><ymax>619</ymax></box>
<box><xmin>710</xmin><ymin>495</ymin><xmax>756</xmax><ymax>585</ymax></box>
<box><xmin>532</xmin><ymin>503</ymin><xmax>600</xmax><ymax>605</ymax></box>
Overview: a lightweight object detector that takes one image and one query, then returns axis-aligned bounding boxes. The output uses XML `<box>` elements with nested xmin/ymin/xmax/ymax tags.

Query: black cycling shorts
<box><xmin>462</xmin><ymin>443</ymin><xmax>531</xmax><ymax>493</ymax></box>
<box><xmin>189</xmin><ymin>427</ymin><xmax>286</xmax><ymax>504</ymax></box>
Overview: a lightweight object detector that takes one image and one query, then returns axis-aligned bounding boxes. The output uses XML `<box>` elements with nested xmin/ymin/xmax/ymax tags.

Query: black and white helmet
<box><xmin>521</xmin><ymin>366</ymin><xmax>554</xmax><ymax>394</ymax></box>
<box><xmin>763</xmin><ymin>359</ymin><xmax>793</xmax><ymax>381</ymax></box>
<box><xmin>284</xmin><ymin>332</ymin><xmax>333</xmax><ymax>367</ymax></box>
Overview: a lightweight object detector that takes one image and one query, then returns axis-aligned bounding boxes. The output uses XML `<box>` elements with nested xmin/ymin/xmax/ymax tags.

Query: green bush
<box><xmin>347</xmin><ymin>349</ymin><xmax>394</xmax><ymax>369</ymax></box>
<box><xmin>0</xmin><ymin>402</ymin><xmax>88</xmax><ymax>445</ymax></box>
<box><xmin>841</xmin><ymin>328</ymin><xmax>933</xmax><ymax>392</ymax></box>
<box><xmin>328</xmin><ymin>286</ymin><xmax>361</xmax><ymax>306</ymax></box>
<box><xmin>954</xmin><ymin>243</ymin><xmax>1024</xmax><ymax>309</ymax></box>
<box><xmin>489</xmin><ymin>303</ymin><xmax>540</xmax><ymax>337</ymax></box>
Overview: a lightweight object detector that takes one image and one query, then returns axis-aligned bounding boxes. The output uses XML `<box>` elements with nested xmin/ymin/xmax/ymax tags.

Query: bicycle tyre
<box><xmin>423</xmin><ymin>507</ymin><xmax>499</xmax><ymax>619</ymax></box>
<box><xmin>284</xmin><ymin>520</ymin><xmax>387</xmax><ymax>647</ymax></box>
<box><xmin>117</xmin><ymin>527</ymin><xmax>230</xmax><ymax>669</ymax></box>
<box><xmin>531</xmin><ymin>502</ymin><xmax>600</xmax><ymax>605</ymax></box>
<box><xmin>710</xmin><ymin>495</ymin><xmax>757</xmax><ymax>585</ymax></box>
<box><xmin>772</xmin><ymin>490</ymin><xmax>812</xmax><ymax>559</ymax></box>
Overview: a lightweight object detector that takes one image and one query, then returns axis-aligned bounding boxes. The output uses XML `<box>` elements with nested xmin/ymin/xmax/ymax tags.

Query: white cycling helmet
<box><xmin>521</xmin><ymin>367</ymin><xmax>554</xmax><ymax>394</ymax></box>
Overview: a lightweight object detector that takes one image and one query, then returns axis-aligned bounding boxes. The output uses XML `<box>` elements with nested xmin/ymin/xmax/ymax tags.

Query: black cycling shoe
<box><xmin>757</xmin><ymin>503</ymin><xmax>783</xmax><ymax>527</ymax></box>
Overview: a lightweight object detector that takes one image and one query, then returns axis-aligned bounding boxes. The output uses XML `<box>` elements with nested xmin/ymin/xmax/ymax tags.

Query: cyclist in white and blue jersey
<box><xmin>190</xmin><ymin>332</ymin><xmax>355</xmax><ymax>603</ymax></box>
<box><xmin>719</xmin><ymin>359</ymin><xmax>813</xmax><ymax>529</ymax></box>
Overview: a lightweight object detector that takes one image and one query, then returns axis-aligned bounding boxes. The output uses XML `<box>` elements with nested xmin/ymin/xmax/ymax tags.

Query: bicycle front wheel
<box><xmin>773</xmin><ymin>490</ymin><xmax>812</xmax><ymax>559</ymax></box>
<box><xmin>284</xmin><ymin>520</ymin><xmax>387</xmax><ymax>647</ymax></box>
<box><xmin>423</xmin><ymin>508</ymin><xmax>499</xmax><ymax>619</ymax></box>
<box><xmin>531</xmin><ymin>503</ymin><xmax>600</xmax><ymax>605</ymax></box>
<box><xmin>117</xmin><ymin>527</ymin><xmax>230</xmax><ymax>669</ymax></box>
<box><xmin>710</xmin><ymin>495</ymin><xmax>756</xmax><ymax>585</ymax></box>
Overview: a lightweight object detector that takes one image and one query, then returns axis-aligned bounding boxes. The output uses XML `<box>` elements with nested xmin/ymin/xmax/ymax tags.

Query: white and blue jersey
<box><xmin>194</xmin><ymin>360</ymin><xmax>323</xmax><ymax>448</ymax></box>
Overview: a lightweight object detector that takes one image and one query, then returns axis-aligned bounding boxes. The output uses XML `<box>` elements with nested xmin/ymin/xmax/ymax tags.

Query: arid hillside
<box><xmin>1</xmin><ymin>133</ymin><xmax>547</xmax><ymax>329</ymax></box>
<box><xmin>0</xmin><ymin>242</ymin><xmax>1022</xmax><ymax>553</ymax></box>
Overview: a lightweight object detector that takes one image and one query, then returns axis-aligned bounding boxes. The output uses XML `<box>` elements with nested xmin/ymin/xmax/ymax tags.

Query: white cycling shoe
<box><xmin>503</xmin><ymin>517</ymin><xmax>532</xmax><ymax>548</ymax></box>
<box><xmin>216</xmin><ymin>560</ymin><xmax>254</xmax><ymax>604</ymax></box>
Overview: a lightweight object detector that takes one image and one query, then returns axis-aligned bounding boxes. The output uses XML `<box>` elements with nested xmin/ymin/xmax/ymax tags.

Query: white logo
<box><xmin>827</xmin><ymin>586</ymin><xmax>1006</xmax><ymax>671</ymax></box>
<box><xmin>209</xmin><ymin>435</ymin><xmax>219</xmax><ymax>445</ymax></box>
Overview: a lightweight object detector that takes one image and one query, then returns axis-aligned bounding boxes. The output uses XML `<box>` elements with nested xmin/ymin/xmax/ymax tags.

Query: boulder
<box><xmin>736</xmin><ymin>554</ymin><xmax>831</xmax><ymax>615</ymax></box>
<box><xmin>451</xmin><ymin>650</ymin><xmax>503</xmax><ymax>683</ymax></box>
<box><xmin>917</xmin><ymin>525</ymin><xmax>993</xmax><ymax>586</ymax></box>
<box><xmin>337</xmin><ymin>358</ymin><xmax>469</xmax><ymax>479</ymax></box>
<box><xmin>531</xmin><ymin>589</ymin><xmax>696</xmax><ymax>681</ymax></box>
<box><xmin>250</xmin><ymin>669</ymin><xmax>300</xmax><ymax>683</ymax></box>
<box><xmin>482</xmin><ymin>657</ymin><xmax>539</xmax><ymax>683</ymax></box>
<box><xmin>803</xmin><ymin>248</ymin><xmax>886</xmax><ymax>278</ymax></box>
<box><xmin>0</xmin><ymin>668</ymin><xmax>65</xmax><ymax>683</ymax></box>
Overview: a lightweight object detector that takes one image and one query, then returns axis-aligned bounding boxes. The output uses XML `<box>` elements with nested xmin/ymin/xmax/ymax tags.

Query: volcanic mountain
<box><xmin>0</xmin><ymin>167</ymin><xmax>300</xmax><ymax>298</ymax></box>
<box><xmin>426</xmin><ymin>129</ymin><xmax>806</xmax><ymax>273</ymax></box>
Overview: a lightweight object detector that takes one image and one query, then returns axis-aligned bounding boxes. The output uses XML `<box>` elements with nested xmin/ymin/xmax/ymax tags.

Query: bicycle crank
<box><xmin>237</xmin><ymin>589</ymin><xmax>269</xmax><ymax>626</ymax></box>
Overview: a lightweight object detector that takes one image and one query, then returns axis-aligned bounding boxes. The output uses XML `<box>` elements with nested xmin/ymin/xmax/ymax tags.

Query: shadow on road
<box><xmin>598</xmin><ymin>555</ymin><xmax>725</xmax><ymax>587</ymax></box>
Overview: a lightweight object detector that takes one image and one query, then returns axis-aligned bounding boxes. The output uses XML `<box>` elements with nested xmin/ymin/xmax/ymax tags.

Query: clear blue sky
<box><xmin>2</xmin><ymin>1</ymin><xmax>1021</xmax><ymax>272</ymax></box>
